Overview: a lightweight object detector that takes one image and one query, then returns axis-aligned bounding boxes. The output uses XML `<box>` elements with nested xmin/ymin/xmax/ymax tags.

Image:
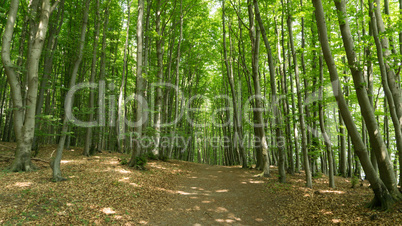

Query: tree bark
<box><xmin>32</xmin><ymin>0</ymin><xmax>65</xmax><ymax>153</ymax></box>
<box><xmin>84</xmin><ymin>0</ymin><xmax>101</xmax><ymax>156</ymax></box>
<box><xmin>247</xmin><ymin>0</ymin><xmax>270</xmax><ymax>177</ymax></box>
<box><xmin>222</xmin><ymin>0</ymin><xmax>247</xmax><ymax>168</ymax></box>
<box><xmin>313</xmin><ymin>0</ymin><xmax>394</xmax><ymax>209</ymax></box>
<box><xmin>97</xmin><ymin>3</ymin><xmax>110</xmax><ymax>152</ymax></box>
<box><xmin>318</xmin><ymin>55</ymin><xmax>335</xmax><ymax>188</ymax></box>
<box><xmin>154</xmin><ymin>0</ymin><xmax>163</xmax><ymax>157</ymax></box>
<box><xmin>372</xmin><ymin>0</ymin><xmax>402</xmax><ymax>188</ymax></box>
<box><xmin>128</xmin><ymin>0</ymin><xmax>145</xmax><ymax>167</ymax></box>
<box><xmin>117</xmin><ymin>0</ymin><xmax>132</xmax><ymax>153</ymax></box>
<box><xmin>286</xmin><ymin>0</ymin><xmax>310</xmax><ymax>186</ymax></box>
<box><xmin>334</xmin><ymin>0</ymin><xmax>400</xmax><ymax>198</ymax></box>
<box><xmin>51</xmin><ymin>0</ymin><xmax>90</xmax><ymax>181</ymax></box>
<box><xmin>2</xmin><ymin>0</ymin><xmax>58</xmax><ymax>172</ymax></box>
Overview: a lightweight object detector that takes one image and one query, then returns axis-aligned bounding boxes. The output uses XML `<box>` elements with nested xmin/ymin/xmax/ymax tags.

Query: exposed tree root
<box><xmin>257</xmin><ymin>172</ymin><xmax>270</xmax><ymax>177</ymax></box>
<box><xmin>8</xmin><ymin>161</ymin><xmax>38</xmax><ymax>172</ymax></box>
<box><xmin>52</xmin><ymin>175</ymin><xmax>68</xmax><ymax>182</ymax></box>
<box><xmin>366</xmin><ymin>194</ymin><xmax>395</xmax><ymax>211</ymax></box>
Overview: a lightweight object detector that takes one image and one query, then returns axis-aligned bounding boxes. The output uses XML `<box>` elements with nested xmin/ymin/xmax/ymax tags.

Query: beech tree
<box><xmin>313</xmin><ymin>0</ymin><xmax>397</xmax><ymax>209</ymax></box>
<box><xmin>2</xmin><ymin>0</ymin><xmax>402</xmax><ymax>211</ymax></box>
<box><xmin>2</xmin><ymin>0</ymin><xmax>59</xmax><ymax>172</ymax></box>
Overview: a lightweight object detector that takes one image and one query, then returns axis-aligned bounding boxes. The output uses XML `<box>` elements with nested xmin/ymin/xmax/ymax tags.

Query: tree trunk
<box><xmin>97</xmin><ymin>3</ymin><xmax>110</xmax><ymax>152</ymax></box>
<box><xmin>286</xmin><ymin>1</ymin><xmax>310</xmax><ymax>187</ymax></box>
<box><xmin>84</xmin><ymin>0</ymin><xmax>101</xmax><ymax>156</ymax></box>
<box><xmin>32</xmin><ymin>0</ymin><xmax>65</xmax><ymax>153</ymax></box>
<box><xmin>318</xmin><ymin>54</ymin><xmax>335</xmax><ymax>188</ymax></box>
<box><xmin>117</xmin><ymin>0</ymin><xmax>132</xmax><ymax>153</ymax></box>
<box><xmin>254</xmin><ymin>0</ymin><xmax>286</xmax><ymax>177</ymax></box>
<box><xmin>313</xmin><ymin>0</ymin><xmax>394</xmax><ymax>209</ymax></box>
<box><xmin>334</xmin><ymin>0</ymin><xmax>400</xmax><ymax>198</ymax></box>
<box><xmin>222</xmin><ymin>0</ymin><xmax>247</xmax><ymax>168</ymax></box>
<box><xmin>154</xmin><ymin>0</ymin><xmax>163</xmax><ymax>157</ymax></box>
<box><xmin>51</xmin><ymin>0</ymin><xmax>90</xmax><ymax>181</ymax></box>
<box><xmin>247</xmin><ymin>0</ymin><xmax>270</xmax><ymax>177</ymax></box>
<box><xmin>128</xmin><ymin>0</ymin><xmax>145</xmax><ymax>167</ymax></box>
<box><xmin>339</xmin><ymin>110</ymin><xmax>347</xmax><ymax>177</ymax></box>
<box><xmin>2</xmin><ymin>0</ymin><xmax>58</xmax><ymax>172</ymax></box>
<box><xmin>170</xmin><ymin>0</ymin><xmax>183</xmax><ymax>158</ymax></box>
<box><xmin>371</xmin><ymin>0</ymin><xmax>402</xmax><ymax>190</ymax></box>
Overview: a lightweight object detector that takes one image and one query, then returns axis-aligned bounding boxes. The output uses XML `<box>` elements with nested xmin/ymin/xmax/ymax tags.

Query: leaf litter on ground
<box><xmin>0</xmin><ymin>141</ymin><xmax>402</xmax><ymax>225</ymax></box>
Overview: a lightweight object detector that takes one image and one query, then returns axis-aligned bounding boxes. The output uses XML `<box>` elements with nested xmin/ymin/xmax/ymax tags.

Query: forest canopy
<box><xmin>1</xmin><ymin>0</ymin><xmax>402</xmax><ymax>211</ymax></box>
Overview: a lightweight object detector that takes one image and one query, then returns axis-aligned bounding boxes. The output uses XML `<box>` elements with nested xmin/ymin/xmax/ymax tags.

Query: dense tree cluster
<box><xmin>1</xmin><ymin>0</ymin><xmax>402</xmax><ymax>209</ymax></box>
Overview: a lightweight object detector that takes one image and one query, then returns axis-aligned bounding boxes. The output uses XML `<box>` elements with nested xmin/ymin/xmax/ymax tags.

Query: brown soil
<box><xmin>1</xmin><ymin>142</ymin><xmax>402</xmax><ymax>225</ymax></box>
<box><xmin>148</xmin><ymin>162</ymin><xmax>284</xmax><ymax>225</ymax></box>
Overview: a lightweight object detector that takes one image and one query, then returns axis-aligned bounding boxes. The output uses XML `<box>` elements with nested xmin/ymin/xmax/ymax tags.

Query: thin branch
<box><xmin>50</xmin><ymin>0</ymin><xmax>60</xmax><ymax>13</ymax></box>
<box><xmin>229</xmin><ymin>0</ymin><xmax>250</xmax><ymax>31</ymax></box>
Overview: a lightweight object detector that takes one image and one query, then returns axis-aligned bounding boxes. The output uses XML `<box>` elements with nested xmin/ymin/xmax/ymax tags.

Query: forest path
<box><xmin>149</xmin><ymin>161</ymin><xmax>285</xmax><ymax>225</ymax></box>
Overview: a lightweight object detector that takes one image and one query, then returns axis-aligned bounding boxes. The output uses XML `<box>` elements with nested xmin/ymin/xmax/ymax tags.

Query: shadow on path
<box><xmin>148</xmin><ymin>161</ymin><xmax>284</xmax><ymax>225</ymax></box>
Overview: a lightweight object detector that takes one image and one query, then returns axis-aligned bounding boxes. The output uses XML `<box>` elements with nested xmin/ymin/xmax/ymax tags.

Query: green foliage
<box><xmin>134</xmin><ymin>155</ymin><xmax>147</xmax><ymax>170</ymax></box>
<box><xmin>159</xmin><ymin>154</ymin><xmax>168</xmax><ymax>162</ymax></box>
<box><xmin>313</xmin><ymin>172</ymin><xmax>323</xmax><ymax>179</ymax></box>
<box><xmin>112</xmin><ymin>181</ymin><xmax>121</xmax><ymax>187</ymax></box>
<box><xmin>147</xmin><ymin>152</ymin><xmax>157</xmax><ymax>160</ymax></box>
<box><xmin>119</xmin><ymin>157</ymin><xmax>128</xmax><ymax>165</ymax></box>
<box><xmin>265</xmin><ymin>182</ymin><xmax>291</xmax><ymax>194</ymax></box>
<box><xmin>351</xmin><ymin>175</ymin><xmax>359</xmax><ymax>188</ymax></box>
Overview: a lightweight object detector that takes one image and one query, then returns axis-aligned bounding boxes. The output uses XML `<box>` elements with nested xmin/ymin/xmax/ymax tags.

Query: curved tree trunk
<box><xmin>369</xmin><ymin>1</ymin><xmax>402</xmax><ymax>192</ymax></box>
<box><xmin>334</xmin><ymin>0</ymin><xmax>399</xmax><ymax>198</ymax></box>
<box><xmin>286</xmin><ymin>0</ymin><xmax>310</xmax><ymax>186</ymax></box>
<box><xmin>51</xmin><ymin>0</ymin><xmax>90</xmax><ymax>181</ymax></box>
<box><xmin>313</xmin><ymin>0</ymin><xmax>394</xmax><ymax>209</ymax></box>
<box><xmin>372</xmin><ymin>0</ymin><xmax>402</xmax><ymax>190</ymax></box>
<box><xmin>2</xmin><ymin>0</ymin><xmax>58</xmax><ymax>172</ymax></box>
<box><xmin>254</xmin><ymin>0</ymin><xmax>286</xmax><ymax>178</ymax></box>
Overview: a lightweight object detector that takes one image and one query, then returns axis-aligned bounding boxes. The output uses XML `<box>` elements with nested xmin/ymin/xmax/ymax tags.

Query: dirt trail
<box><xmin>149</xmin><ymin>161</ymin><xmax>285</xmax><ymax>225</ymax></box>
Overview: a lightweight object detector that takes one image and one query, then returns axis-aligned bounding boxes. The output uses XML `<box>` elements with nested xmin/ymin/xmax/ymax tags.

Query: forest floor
<box><xmin>1</xmin><ymin>142</ymin><xmax>402</xmax><ymax>225</ymax></box>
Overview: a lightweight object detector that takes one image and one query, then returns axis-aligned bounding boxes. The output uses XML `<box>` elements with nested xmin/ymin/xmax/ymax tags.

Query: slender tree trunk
<box><xmin>97</xmin><ymin>3</ymin><xmax>110</xmax><ymax>152</ymax></box>
<box><xmin>222</xmin><ymin>0</ymin><xmax>247</xmax><ymax>168</ymax></box>
<box><xmin>314</xmin><ymin>0</ymin><xmax>394</xmax><ymax>209</ymax></box>
<box><xmin>117</xmin><ymin>0</ymin><xmax>132</xmax><ymax>153</ymax></box>
<box><xmin>400</xmin><ymin>0</ymin><xmax>402</xmax><ymax>62</ymax></box>
<box><xmin>371</xmin><ymin>0</ymin><xmax>402</xmax><ymax>190</ymax></box>
<box><xmin>170</xmin><ymin>0</ymin><xmax>183</xmax><ymax>158</ymax></box>
<box><xmin>335</xmin><ymin>0</ymin><xmax>400</xmax><ymax>198</ymax></box>
<box><xmin>51</xmin><ymin>0</ymin><xmax>90</xmax><ymax>181</ymax></box>
<box><xmin>84</xmin><ymin>0</ymin><xmax>101</xmax><ymax>156</ymax></box>
<box><xmin>318</xmin><ymin>55</ymin><xmax>335</xmax><ymax>188</ymax></box>
<box><xmin>2</xmin><ymin>0</ymin><xmax>58</xmax><ymax>172</ymax></box>
<box><xmin>32</xmin><ymin>0</ymin><xmax>65</xmax><ymax>153</ymax></box>
<box><xmin>128</xmin><ymin>0</ymin><xmax>145</xmax><ymax>167</ymax></box>
<box><xmin>339</xmin><ymin>110</ymin><xmax>347</xmax><ymax>177</ymax></box>
<box><xmin>286</xmin><ymin>0</ymin><xmax>310</xmax><ymax>187</ymax></box>
<box><xmin>247</xmin><ymin>0</ymin><xmax>270</xmax><ymax>177</ymax></box>
<box><xmin>154</xmin><ymin>0</ymin><xmax>163</xmax><ymax>157</ymax></box>
<box><xmin>254</xmin><ymin>0</ymin><xmax>286</xmax><ymax>178</ymax></box>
